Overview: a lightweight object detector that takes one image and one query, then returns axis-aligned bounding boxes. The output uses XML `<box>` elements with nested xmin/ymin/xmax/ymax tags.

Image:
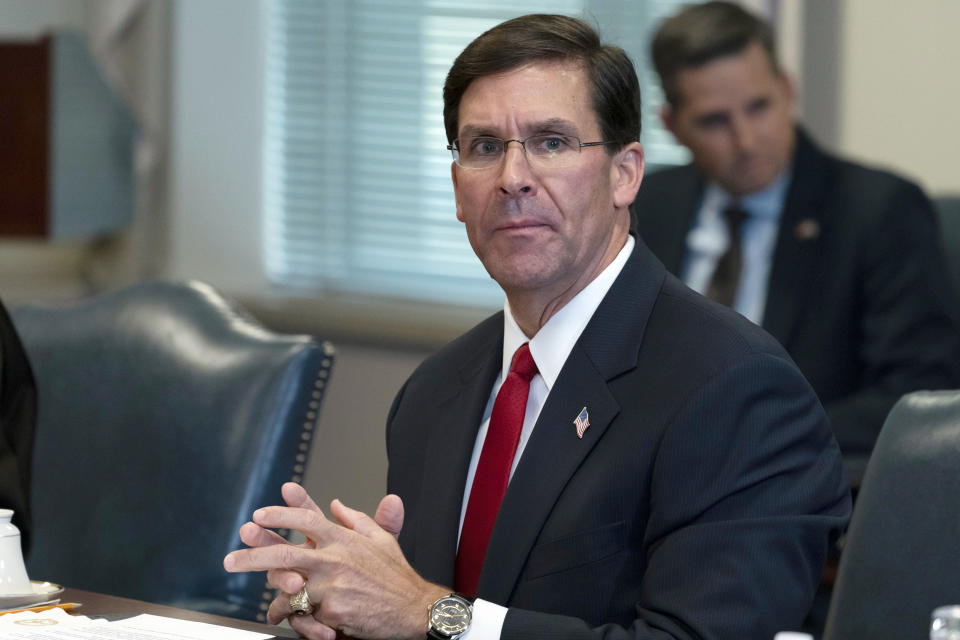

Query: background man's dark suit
<box><xmin>0</xmin><ymin>299</ymin><xmax>37</xmax><ymax>552</ymax></box>
<box><xmin>633</xmin><ymin>128</ymin><xmax>960</xmax><ymax>456</ymax></box>
<box><xmin>386</xmin><ymin>238</ymin><xmax>850</xmax><ymax>639</ymax></box>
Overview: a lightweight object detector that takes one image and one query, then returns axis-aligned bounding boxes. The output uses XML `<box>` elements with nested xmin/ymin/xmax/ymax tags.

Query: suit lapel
<box><xmin>762</xmin><ymin>129</ymin><xmax>831</xmax><ymax>347</ymax></box>
<box><xmin>475</xmin><ymin>240</ymin><xmax>666</xmax><ymax>603</ymax></box>
<box><xmin>412</xmin><ymin>323</ymin><xmax>502</xmax><ymax>587</ymax></box>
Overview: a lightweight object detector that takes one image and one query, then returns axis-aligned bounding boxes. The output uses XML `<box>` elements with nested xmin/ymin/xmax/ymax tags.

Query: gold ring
<box><xmin>290</xmin><ymin>585</ymin><xmax>314</xmax><ymax>616</ymax></box>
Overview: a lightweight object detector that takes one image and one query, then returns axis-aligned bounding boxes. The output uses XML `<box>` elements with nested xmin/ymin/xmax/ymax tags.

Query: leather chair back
<box><xmin>823</xmin><ymin>390</ymin><xmax>960</xmax><ymax>639</ymax></box>
<box><xmin>10</xmin><ymin>280</ymin><xmax>334</xmax><ymax>621</ymax></box>
<box><xmin>0</xmin><ymin>299</ymin><xmax>37</xmax><ymax>552</ymax></box>
<box><xmin>934</xmin><ymin>196</ymin><xmax>960</xmax><ymax>299</ymax></box>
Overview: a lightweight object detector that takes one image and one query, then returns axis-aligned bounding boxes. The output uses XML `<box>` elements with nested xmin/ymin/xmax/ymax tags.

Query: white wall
<box><xmin>166</xmin><ymin>0</ymin><xmax>269</xmax><ymax>295</ymax></box>
<box><xmin>835</xmin><ymin>0</ymin><xmax>960</xmax><ymax>195</ymax></box>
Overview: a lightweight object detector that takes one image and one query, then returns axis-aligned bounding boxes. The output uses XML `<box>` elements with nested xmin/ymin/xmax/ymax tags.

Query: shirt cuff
<box><xmin>460</xmin><ymin>598</ymin><xmax>507</xmax><ymax>640</ymax></box>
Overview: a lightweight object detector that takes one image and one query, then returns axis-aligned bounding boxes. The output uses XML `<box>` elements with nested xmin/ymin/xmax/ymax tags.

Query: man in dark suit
<box><xmin>0</xmin><ymin>298</ymin><xmax>37</xmax><ymax>553</ymax></box>
<box><xmin>225</xmin><ymin>14</ymin><xmax>850</xmax><ymax>639</ymax></box>
<box><xmin>633</xmin><ymin>1</ymin><xmax>960</xmax><ymax>458</ymax></box>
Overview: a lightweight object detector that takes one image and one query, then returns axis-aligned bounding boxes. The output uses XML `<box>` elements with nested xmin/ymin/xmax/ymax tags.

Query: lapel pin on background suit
<box><xmin>794</xmin><ymin>218</ymin><xmax>821</xmax><ymax>241</ymax></box>
<box><xmin>574</xmin><ymin>406</ymin><xmax>590</xmax><ymax>439</ymax></box>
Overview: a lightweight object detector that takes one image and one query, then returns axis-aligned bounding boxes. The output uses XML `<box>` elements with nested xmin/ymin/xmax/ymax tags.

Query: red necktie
<box><xmin>455</xmin><ymin>342</ymin><xmax>539</xmax><ymax>597</ymax></box>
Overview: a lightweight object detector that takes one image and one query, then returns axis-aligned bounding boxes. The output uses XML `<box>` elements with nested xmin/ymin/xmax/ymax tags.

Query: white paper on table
<box><xmin>0</xmin><ymin>607</ymin><xmax>95</xmax><ymax>631</ymax></box>
<box><xmin>111</xmin><ymin>614</ymin><xmax>273</xmax><ymax>639</ymax></box>
<box><xmin>0</xmin><ymin>612</ymin><xmax>273</xmax><ymax>640</ymax></box>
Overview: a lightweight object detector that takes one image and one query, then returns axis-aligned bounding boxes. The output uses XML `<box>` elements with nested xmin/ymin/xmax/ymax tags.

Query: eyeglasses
<box><xmin>447</xmin><ymin>134</ymin><xmax>618</xmax><ymax>170</ymax></box>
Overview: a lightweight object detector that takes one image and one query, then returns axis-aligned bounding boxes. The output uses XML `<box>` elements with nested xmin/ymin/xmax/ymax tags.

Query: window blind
<box><xmin>264</xmin><ymin>0</ymin><xmax>688</xmax><ymax>308</ymax></box>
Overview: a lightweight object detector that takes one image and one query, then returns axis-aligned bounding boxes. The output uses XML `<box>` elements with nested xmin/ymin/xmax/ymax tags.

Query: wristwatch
<box><xmin>427</xmin><ymin>593</ymin><xmax>474</xmax><ymax>639</ymax></box>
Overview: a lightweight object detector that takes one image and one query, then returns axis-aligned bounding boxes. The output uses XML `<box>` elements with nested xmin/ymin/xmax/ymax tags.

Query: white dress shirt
<box><xmin>681</xmin><ymin>170</ymin><xmax>791</xmax><ymax>324</ymax></box>
<box><xmin>456</xmin><ymin>235</ymin><xmax>635</xmax><ymax>639</ymax></box>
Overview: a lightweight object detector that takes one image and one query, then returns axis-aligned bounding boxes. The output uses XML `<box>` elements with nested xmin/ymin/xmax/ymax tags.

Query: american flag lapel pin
<box><xmin>573</xmin><ymin>406</ymin><xmax>590</xmax><ymax>439</ymax></box>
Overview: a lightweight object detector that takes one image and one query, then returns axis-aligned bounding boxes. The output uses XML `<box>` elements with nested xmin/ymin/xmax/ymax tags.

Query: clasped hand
<box><xmin>223</xmin><ymin>482</ymin><xmax>448</xmax><ymax>640</ymax></box>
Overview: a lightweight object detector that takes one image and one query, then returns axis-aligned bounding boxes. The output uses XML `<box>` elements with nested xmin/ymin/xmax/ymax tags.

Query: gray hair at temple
<box><xmin>652</xmin><ymin>1</ymin><xmax>780</xmax><ymax>107</ymax></box>
<box><xmin>442</xmin><ymin>14</ymin><xmax>641</xmax><ymax>153</ymax></box>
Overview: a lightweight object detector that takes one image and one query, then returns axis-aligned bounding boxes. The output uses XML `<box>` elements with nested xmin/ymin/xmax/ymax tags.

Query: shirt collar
<box><xmin>502</xmin><ymin>235</ymin><xmax>635</xmax><ymax>390</ymax></box>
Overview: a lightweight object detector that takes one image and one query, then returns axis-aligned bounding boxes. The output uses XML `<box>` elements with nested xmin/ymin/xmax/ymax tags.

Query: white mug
<box><xmin>0</xmin><ymin>509</ymin><xmax>32</xmax><ymax>595</ymax></box>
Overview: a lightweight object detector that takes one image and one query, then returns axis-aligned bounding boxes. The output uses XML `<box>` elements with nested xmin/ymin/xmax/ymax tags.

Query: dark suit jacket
<box><xmin>386</xmin><ymin>239</ymin><xmax>850</xmax><ymax>639</ymax></box>
<box><xmin>0</xmin><ymin>299</ymin><xmax>36</xmax><ymax>553</ymax></box>
<box><xmin>633</xmin><ymin>128</ymin><xmax>960</xmax><ymax>456</ymax></box>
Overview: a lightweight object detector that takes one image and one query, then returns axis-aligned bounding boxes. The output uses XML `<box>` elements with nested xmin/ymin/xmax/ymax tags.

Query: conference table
<box><xmin>60</xmin><ymin>587</ymin><xmax>300</xmax><ymax>638</ymax></box>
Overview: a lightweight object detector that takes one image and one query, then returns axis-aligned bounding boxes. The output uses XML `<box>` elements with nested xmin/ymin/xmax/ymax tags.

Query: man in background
<box><xmin>226</xmin><ymin>14</ymin><xmax>849</xmax><ymax>639</ymax></box>
<box><xmin>633</xmin><ymin>1</ymin><xmax>960</xmax><ymax>462</ymax></box>
<box><xmin>0</xmin><ymin>299</ymin><xmax>36</xmax><ymax>553</ymax></box>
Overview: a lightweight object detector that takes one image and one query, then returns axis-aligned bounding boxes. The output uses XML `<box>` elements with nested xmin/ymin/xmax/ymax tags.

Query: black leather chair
<box><xmin>822</xmin><ymin>390</ymin><xmax>960</xmax><ymax>640</ymax></box>
<box><xmin>0</xmin><ymin>299</ymin><xmax>37</xmax><ymax>553</ymax></box>
<box><xmin>935</xmin><ymin>196</ymin><xmax>960</xmax><ymax>299</ymax></box>
<box><xmin>10</xmin><ymin>280</ymin><xmax>334</xmax><ymax>621</ymax></box>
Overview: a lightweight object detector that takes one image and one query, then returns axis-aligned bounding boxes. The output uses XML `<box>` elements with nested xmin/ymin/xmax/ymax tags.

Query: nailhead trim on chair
<box><xmin>257</xmin><ymin>341</ymin><xmax>335</xmax><ymax>622</ymax></box>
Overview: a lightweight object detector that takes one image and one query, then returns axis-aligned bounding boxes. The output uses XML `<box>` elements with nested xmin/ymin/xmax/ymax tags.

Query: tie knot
<box><xmin>509</xmin><ymin>343</ymin><xmax>539</xmax><ymax>382</ymax></box>
<box><xmin>723</xmin><ymin>205</ymin><xmax>748</xmax><ymax>232</ymax></box>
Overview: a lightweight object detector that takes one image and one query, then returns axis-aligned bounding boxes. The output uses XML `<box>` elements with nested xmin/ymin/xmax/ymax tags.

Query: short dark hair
<box><xmin>443</xmin><ymin>14</ymin><xmax>640</xmax><ymax>152</ymax></box>
<box><xmin>652</xmin><ymin>1</ymin><xmax>779</xmax><ymax>107</ymax></box>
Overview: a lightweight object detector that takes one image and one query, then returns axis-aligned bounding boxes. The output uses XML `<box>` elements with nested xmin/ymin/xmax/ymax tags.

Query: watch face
<box><xmin>430</xmin><ymin>596</ymin><xmax>472</xmax><ymax>636</ymax></box>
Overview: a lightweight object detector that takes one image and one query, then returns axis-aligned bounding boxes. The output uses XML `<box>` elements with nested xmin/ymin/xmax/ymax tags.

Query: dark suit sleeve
<box><xmin>0</xmin><ymin>299</ymin><xmax>37</xmax><ymax>553</ymax></box>
<box><xmin>502</xmin><ymin>352</ymin><xmax>850</xmax><ymax>640</ymax></box>
<box><xmin>825</xmin><ymin>181</ymin><xmax>960</xmax><ymax>454</ymax></box>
